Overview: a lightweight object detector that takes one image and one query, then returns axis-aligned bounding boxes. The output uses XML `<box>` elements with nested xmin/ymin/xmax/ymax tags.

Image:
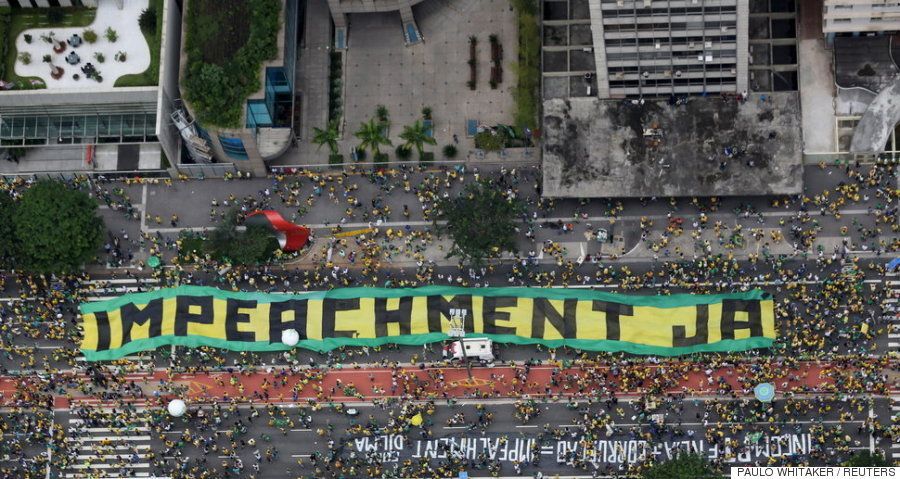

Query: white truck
<box><xmin>442</xmin><ymin>338</ymin><xmax>496</xmax><ymax>363</ymax></box>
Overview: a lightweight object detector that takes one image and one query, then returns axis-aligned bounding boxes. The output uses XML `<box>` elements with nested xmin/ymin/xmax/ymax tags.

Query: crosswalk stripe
<box><xmin>65</xmin><ymin>474</ymin><xmax>156</xmax><ymax>479</ymax></box>
<box><xmin>73</xmin><ymin>435</ymin><xmax>151</xmax><ymax>442</ymax></box>
<box><xmin>75</xmin><ymin>453</ymin><xmax>151</xmax><ymax>460</ymax></box>
<box><xmin>69</xmin><ymin>463</ymin><xmax>150</xmax><ymax>469</ymax></box>
<box><xmin>83</xmin><ymin>279</ymin><xmax>159</xmax><ymax>285</ymax></box>
<box><xmin>79</xmin><ymin>444</ymin><xmax>151</xmax><ymax>451</ymax></box>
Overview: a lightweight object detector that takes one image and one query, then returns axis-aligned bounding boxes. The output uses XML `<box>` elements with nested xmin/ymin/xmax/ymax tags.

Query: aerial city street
<box><xmin>0</xmin><ymin>0</ymin><xmax>898</xmax><ymax>478</ymax></box>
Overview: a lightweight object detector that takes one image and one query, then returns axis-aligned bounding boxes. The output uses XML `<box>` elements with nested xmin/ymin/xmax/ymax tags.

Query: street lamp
<box><xmin>449</xmin><ymin>308</ymin><xmax>473</xmax><ymax>381</ymax></box>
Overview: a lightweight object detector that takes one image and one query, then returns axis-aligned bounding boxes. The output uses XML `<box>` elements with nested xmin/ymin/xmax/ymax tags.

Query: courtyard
<box><xmin>340</xmin><ymin>0</ymin><xmax>518</xmax><ymax>156</ymax></box>
<box><xmin>9</xmin><ymin>0</ymin><xmax>153</xmax><ymax>89</ymax></box>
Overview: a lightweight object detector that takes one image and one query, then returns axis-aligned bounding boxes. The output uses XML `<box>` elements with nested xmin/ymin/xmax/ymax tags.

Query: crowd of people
<box><xmin>0</xmin><ymin>159</ymin><xmax>895</xmax><ymax>478</ymax></box>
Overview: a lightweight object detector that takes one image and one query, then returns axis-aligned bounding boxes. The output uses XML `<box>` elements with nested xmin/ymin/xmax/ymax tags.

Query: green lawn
<box><xmin>114</xmin><ymin>0</ymin><xmax>163</xmax><ymax>87</ymax></box>
<box><xmin>2</xmin><ymin>7</ymin><xmax>96</xmax><ymax>87</ymax></box>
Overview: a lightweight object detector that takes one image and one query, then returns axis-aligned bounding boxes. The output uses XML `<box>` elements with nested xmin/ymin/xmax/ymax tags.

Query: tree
<box><xmin>400</xmin><ymin>120</ymin><xmax>436</xmax><ymax>159</ymax></box>
<box><xmin>312</xmin><ymin>120</ymin><xmax>340</xmax><ymax>156</ymax></box>
<box><xmin>435</xmin><ymin>180</ymin><xmax>524</xmax><ymax>267</ymax></box>
<box><xmin>0</xmin><ymin>194</ymin><xmax>18</xmax><ymax>269</ymax></box>
<box><xmin>354</xmin><ymin>118</ymin><xmax>391</xmax><ymax>158</ymax></box>
<box><xmin>641</xmin><ymin>453</ymin><xmax>721</xmax><ymax>479</ymax></box>
<box><xmin>12</xmin><ymin>181</ymin><xmax>104</xmax><ymax>274</ymax></box>
<box><xmin>219</xmin><ymin>224</ymin><xmax>278</xmax><ymax>265</ymax></box>
<box><xmin>844</xmin><ymin>451</ymin><xmax>890</xmax><ymax>467</ymax></box>
<box><xmin>208</xmin><ymin>208</ymin><xmax>278</xmax><ymax>265</ymax></box>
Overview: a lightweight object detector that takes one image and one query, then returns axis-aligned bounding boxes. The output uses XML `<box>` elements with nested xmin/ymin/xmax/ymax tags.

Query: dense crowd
<box><xmin>0</xmin><ymin>160</ymin><xmax>896</xmax><ymax>478</ymax></box>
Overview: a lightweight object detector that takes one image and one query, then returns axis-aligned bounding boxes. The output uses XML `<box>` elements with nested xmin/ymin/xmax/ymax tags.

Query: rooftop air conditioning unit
<box><xmin>644</xmin><ymin>0</ymin><xmax>651</xmax><ymax>5</ymax></box>
<box><xmin>617</xmin><ymin>0</ymin><xmax>624</xmax><ymax>6</ymax></box>
<box><xmin>698</xmin><ymin>54</ymin><xmax>704</xmax><ymax>61</ymax></box>
<box><xmin>643</xmin><ymin>71</ymin><xmax>650</xmax><ymax>77</ymax></box>
<box><xmin>655</xmin><ymin>41</ymin><xmax>661</xmax><ymax>48</ymax></box>
<box><xmin>721</xmin><ymin>25</ymin><xmax>729</xmax><ymax>32</ymax></box>
<box><xmin>675</xmin><ymin>70</ymin><xmax>683</xmax><ymax>77</ymax></box>
<box><xmin>705</xmin><ymin>54</ymin><xmax>713</xmax><ymax>62</ymax></box>
<box><xmin>689</xmin><ymin>41</ymin><xmax>695</xmax><ymax>48</ymax></box>
<box><xmin>664</xmin><ymin>70</ymin><xmax>672</xmax><ymax>77</ymax></box>
<box><xmin>705</xmin><ymin>41</ymin><xmax>712</xmax><ymax>47</ymax></box>
<box><xmin>731</xmin><ymin>67</ymin><xmax>736</xmax><ymax>74</ymax></box>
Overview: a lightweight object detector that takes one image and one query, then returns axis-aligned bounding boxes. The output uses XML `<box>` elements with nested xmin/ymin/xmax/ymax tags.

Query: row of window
<box><xmin>608</xmin><ymin>62</ymin><xmax>737</xmax><ymax>74</ymax></box>
<box><xmin>610</xmin><ymin>77</ymin><xmax>736</xmax><ymax>88</ymax></box>
<box><xmin>603</xmin><ymin>6</ymin><xmax>737</xmax><ymax>17</ymax></box>
<box><xmin>604</xmin><ymin>21</ymin><xmax>735</xmax><ymax>31</ymax></box>
<box><xmin>607</xmin><ymin>49</ymin><xmax>736</xmax><ymax>60</ymax></box>
<box><xmin>604</xmin><ymin>35</ymin><xmax>736</xmax><ymax>47</ymax></box>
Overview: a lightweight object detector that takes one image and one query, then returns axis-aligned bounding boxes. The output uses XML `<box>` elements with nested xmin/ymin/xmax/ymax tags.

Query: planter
<box><xmin>468</xmin><ymin>37</ymin><xmax>477</xmax><ymax>90</ymax></box>
<box><xmin>53</xmin><ymin>41</ymin><xmax>66</xmax><ymax>54</ymax></box>
<box><xmin>419</xmin><ymin>151</ymin><xmax>434</xmax><ymax>164</ymax></box>
<box><xmin>50</xmin><ymin>66</ymin><xmax>65</xmax><ymax>80</ymax></box>
<box><xmin>328</xmin><ymin>154</ymin><xmax>344</xmax><ymax>165</ymax></box>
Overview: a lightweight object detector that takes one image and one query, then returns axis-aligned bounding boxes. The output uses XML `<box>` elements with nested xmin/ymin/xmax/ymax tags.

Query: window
<box><xmin>219</xmin><ymin>136</ymin><xmax>249</xmax><ymax>160</ymax></box>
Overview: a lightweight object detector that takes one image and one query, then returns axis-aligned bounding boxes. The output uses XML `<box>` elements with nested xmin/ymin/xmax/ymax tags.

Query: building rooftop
<box><xmin>833</xmin><ymin>35</ymin><xmax>900</xmax><ymax>93</ymax></box>
<box><xmin>541</xmin><ymin>93</ymin><xmax>804</xmax><ymax>198</ymax></box>
<box><xmin>5</xmin><ymin>0</ymin><xmax>156</xmax><ymax>91</ymax></box>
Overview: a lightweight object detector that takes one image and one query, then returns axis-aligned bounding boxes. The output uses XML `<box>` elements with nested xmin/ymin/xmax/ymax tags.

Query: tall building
<box><xmin>588</xmin><ymin>0</ymin><xmax>750</xmax><ymax>98</ymax></box>
<box><xmin>822</xmin><ymin>0</ymin><xmax>900</xmax><ymax>34</ymax></box>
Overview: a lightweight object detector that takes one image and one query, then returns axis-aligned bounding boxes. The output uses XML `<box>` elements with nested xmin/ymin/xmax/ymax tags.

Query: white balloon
<box><xmin>167</xmin><ymin>399</ymin><xmax>187</xmax><ymax>417</ymax></box>
<box><xmin>281</xmin><ymin>328</ymin><xmax>300</xmax><ymax>347</ymax></box>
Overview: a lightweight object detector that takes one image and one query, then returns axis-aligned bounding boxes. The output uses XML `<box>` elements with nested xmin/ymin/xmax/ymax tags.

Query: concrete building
<box><xmin>823</xmin><ymin>0</ymin><xmax>900</xmax><ymax>34</ymax></box>
<box><xmin>587</xmin><ymin>0</ymin><xmax>750</xmax><ymax>98</ymax></box>
<box><xmin>541</xmin><ymin>93</ymin><xmax>803</xmax><ymax>197</ymax></box>
<box><xmin>326</xmin><ymin>0</ymin><xmax>424</xmax><ymax>48</ymax></box>
<box><xmin>0</xmin><ymin>0</ymin><xmax>180</xmax><ymax>175</ymax></box>
<box><xmin>178</xmin><ymin>0</ymin><xmax>299</xmax><ymax>177</ymax></box>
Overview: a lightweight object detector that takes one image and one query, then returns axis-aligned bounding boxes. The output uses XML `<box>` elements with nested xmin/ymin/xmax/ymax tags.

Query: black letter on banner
<box><xmin>174</xmin><ymin>295</ymin><xmax>215</xmax><ymax>337</ymax></box>
<box><xmin>269</xmin><ymin>300</ymin><xmax>308</xmax><ymax>344</ymax></box>
<box><xmin>531</xmin><ymin>298</ymin><xmax>578</xmax><ymax>339</ymax></box>
<box><xmin>120</xmin><ymin>299</ymin><xmax>164</xmax><ymax>345</ymax></box>
<box><xmin>591</xmin><ymin>301</ymin><xmax>634</xmax><ymax>341</ymax></box>
<box><xmin>720</xmin><ymin>300</ymin><xmax>763</xmax><ymax>339</ymax></box>
<box><xmin>672</xmin><ymin>304</ymin><xmax>710</xmax><ymax>347</ymax></box>
<box><xmin>482</xmin><ymin>297</ymin><xmax>518</xmax><ymax>335</ymax></box>
<box><xmin>225</xmin><ymin>299</ymin><xmax>259</xmax><ymax>342</ymax></box>
<box><xmin>93</xmin><ymin>311</ymin><xmax>112</xmax><ymax>352</ymax></box>
<box><xmin>321</xmin><ymin>298</ymin><xmax>360</xmax><ymax>338</ymax></box>
<box><xmin>374</xmin><ymin>297</ymin><xmax>413</xmax><ymax>336</ymax></box>
<box><xmin>426</xmin><ymin>295</ymin><xmax>473</xmax><ymax>333</ymax></box>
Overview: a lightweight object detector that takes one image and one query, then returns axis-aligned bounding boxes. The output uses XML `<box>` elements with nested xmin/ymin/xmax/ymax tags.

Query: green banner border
<box><xmin>79</xmin><ymin>286</ymin><xmax>774</xmax><ymax>361</ymax></box>
<box><xmin>81</xmin><ymin>285</ymin><xmax>769</xmax><ymax>313</ymax></box>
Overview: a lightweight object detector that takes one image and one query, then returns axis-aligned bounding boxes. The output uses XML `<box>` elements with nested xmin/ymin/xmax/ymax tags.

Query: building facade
<box><xmin>588</xmin><ymin>0</ymin><xmax>749</xmax><ymax>98</ymax></box>
<box><xmin>178</xmin><ymin>0</ymin><xmax>299</xmax><ymax>176</ymax></box>
<box><xmin>823</xmin><ymin>0</ymin><xmax>900</xmax><ymax>34</ymax></box>
<box><xmin>326</xmin><ymin>0</ymin><xmax>424</xmax><ymax>48</ymax></box>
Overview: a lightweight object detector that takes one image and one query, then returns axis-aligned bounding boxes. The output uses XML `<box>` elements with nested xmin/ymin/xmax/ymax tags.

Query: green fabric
<box><xmin>79</xmin><ymin>286</ymin><xmax>773</xmax><ymax>361</ymax></box>
<box><xmin>81</xmin><ymin>285</ymin><xmax>768</xmax><ymax>313</ymax></box>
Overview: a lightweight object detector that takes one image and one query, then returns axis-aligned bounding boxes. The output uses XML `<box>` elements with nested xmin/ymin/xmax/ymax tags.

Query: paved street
<box><xmin>0</xmin><ymin>158</ymin><xmax>896</xmax><ymax>478</ymax></box>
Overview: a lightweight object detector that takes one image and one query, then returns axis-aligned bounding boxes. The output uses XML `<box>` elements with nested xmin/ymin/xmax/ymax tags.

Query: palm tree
<box><xmin>400</xmin><ymin>120</ymin><xmax>437</xmax><ymax>158</ymax></box>
<box><xmin>312</xmin><ymin>120</ymin><xmax>340</xmax><ymax>156</ymax></box>
<box><xmin>354</xmin><ymin>118</ymin><xmax>392</xmax><ymax>157</ymax></box>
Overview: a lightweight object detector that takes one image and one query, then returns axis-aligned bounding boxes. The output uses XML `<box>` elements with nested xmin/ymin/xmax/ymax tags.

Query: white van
<box><xmin>442</xmin><ymin>338</ymin><xmax>496</xmax><ymax>363</ymax></box>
